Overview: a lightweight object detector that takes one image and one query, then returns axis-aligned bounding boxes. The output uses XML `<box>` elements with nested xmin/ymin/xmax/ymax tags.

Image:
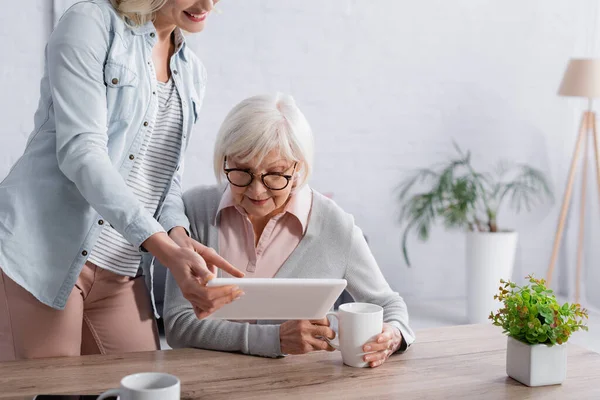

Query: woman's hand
<box><xmin>362</xmin><ymin>323</ymin><xmax>403</xmax><ymax>368</ymax></box>
<box><xmin>143</xmin><ymin>229</ymin><xmax>245</xmax><ymax>319</ymax></box>
<box><xmin>279</xmin><ymin>318</ymin><xmax>337</xmax><ymax>355</ymax></box>
<box><xmin>168</xmin><ymin>227</ymin><xmax>227</xmax><ymax>276</ymax></box>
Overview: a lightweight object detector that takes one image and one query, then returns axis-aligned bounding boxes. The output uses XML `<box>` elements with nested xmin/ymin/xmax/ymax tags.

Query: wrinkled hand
<box><xmin>280</xmin><ymin>318</ymin><xmax>337</xmax><ymax>355</ymax></box>
<box><xmin>156</xmin><ymin>228</ymin><xmax>245</xmax><ymax>319</ymax></box>
<box><xmin>362</xmin><ymin>323</ymin><xmax>403</xmax><ymax>368</ymax></box>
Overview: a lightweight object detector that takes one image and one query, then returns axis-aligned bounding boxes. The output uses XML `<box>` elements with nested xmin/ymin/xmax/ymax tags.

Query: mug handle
<box><xmin>324</xmin><ymin>311</ymin><xmax>340</xmax><ymax>350</ymax></box>
<box><xmin>97</xmin><ymin>388</ymin><xmax>120</xmax><ymax>400</ymax></box>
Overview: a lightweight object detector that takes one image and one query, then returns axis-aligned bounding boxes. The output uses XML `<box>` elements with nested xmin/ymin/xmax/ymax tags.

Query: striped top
<box><xmin>88</xmin><ymin>78</ymin><xmax>183</xmax><ymax>276</ymax></box>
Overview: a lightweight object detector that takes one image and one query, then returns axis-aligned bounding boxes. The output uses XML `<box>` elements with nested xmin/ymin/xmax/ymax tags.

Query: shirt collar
<box><xmin>215</xmin><ymin>185</ymin><xmax>313</xmax><ymax>234</ymax></box>
<box><xmin>129</xmin><ymin>23</ymin><xmax>189</xmax><ymax>63</ymax></box>
<box><xmin>129</xmin><ymin>20</ymin><xmax>155</xmax><ymax>35</ymax></box>
<box><xmin>171</xmin><ymin>28</ymin><xmax>189</xmax><ymax>62</ymax></box>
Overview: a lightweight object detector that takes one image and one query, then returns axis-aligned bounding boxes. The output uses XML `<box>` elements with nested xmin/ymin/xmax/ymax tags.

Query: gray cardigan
<box><xmin>163</xmin><ymin>185</ymin><xmax>415</xmax><ymax>358</ymax></box>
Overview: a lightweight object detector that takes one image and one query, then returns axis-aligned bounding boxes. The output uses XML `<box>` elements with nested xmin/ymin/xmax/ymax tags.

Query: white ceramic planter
<box><xmin>466</xmin><ymin>231</ymin><xmax>518</xmax><ymax>323</ymax></box>
<box><xmin>506</xmin><ymin>336</ymin><xmax>567</xmax><ymax>386</ymax></box>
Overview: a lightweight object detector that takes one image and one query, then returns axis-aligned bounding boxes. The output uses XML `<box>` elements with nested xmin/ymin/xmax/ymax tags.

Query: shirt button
<box><xmin>81</xmin><ymin>250</ymin><xmax>88</xmax><ymax>256</ymax></box>
<box><xmin>152</xmin><ymin>91</ymin><xmax>156</xmax><ymax>95</ymax></box>
<box><xmin>246</xmin><ymin>261</ymin><xmax>256</xmax><ymax>272</ymax></box>
<box><xmin>143</xmin><ymin>121</ymin><xmax>149</xmax><ymax>127</ymax></box>
<box><xmin>129</xmin><ymin>154</ymin><xmax>135</xmax><ymax>160</ymax></box>
<box><xmin>111</xmin><ymin>78</ymin><xmax>119</xmax><ymax>85</ymax></box>
<box><xmin>150</xmin><ymin>32</ymin><xmax>155</xmax><ymax>38</ymax></box>
<box><xmin>173</xmin><ymin>70</ymin><xmax>178</xmax><ymax>75</ymax></box>
<box><xmin>98</xmin><ymin>219</ymin><xmax>104</xmax><ymax>225</ymax></box>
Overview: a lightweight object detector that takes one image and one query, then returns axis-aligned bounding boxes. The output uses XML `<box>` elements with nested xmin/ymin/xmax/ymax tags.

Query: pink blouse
<box><xmin>216</xmin><ymin>185</ymin><xmax>312</xmax><ymax>278</ymax></box>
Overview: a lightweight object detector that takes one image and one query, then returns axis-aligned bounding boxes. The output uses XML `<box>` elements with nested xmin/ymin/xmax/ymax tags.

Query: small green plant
<box><xmin>396</xmin><ymin>142</ymin><xmax>553</xmax><ymax>266</ymax></box>
<box><xmin>489</xmin><ymin>275</ymin><xmax>588</xmax><ymax>346</ymax></box>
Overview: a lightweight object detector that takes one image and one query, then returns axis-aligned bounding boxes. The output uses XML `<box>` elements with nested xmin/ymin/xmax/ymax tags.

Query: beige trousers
<box><xmin>0</xmin><ymin>262</ymin><xmax>159</xmax><ymax>361</ymax></box>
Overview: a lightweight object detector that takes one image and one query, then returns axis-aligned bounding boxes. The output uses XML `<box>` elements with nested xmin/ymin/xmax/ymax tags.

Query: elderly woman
<box><xmin>164</xmin><ymin>93</ymin><xmax>415</xmax><ymax>367</ymax></box>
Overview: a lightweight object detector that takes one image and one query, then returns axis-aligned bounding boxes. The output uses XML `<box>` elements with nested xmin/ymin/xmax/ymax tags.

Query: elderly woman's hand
<box><xmin>362</xmin><ymin>323</ymin><xmax>403</xmax><ymax>368</ymax></box>
<box><xmin>144</xmin><ymin>229</ymin><xmax>245</xmax><ymax>319</ymax></box>
<box><xmin>280</xmin><ymin>318</ymin><xmax>337</xmax><ymax>355</ymax></box>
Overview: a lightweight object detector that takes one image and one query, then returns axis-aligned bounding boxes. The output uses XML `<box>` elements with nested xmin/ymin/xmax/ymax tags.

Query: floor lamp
<box><xmin>547</xmin><ymin>59</ymin><xmax>600</xmax><ymax>303</ymax></box>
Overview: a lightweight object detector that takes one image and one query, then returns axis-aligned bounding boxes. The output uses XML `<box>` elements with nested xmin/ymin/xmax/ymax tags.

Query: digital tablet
<box><xmin>205</xmin><ymin>278</ymin><xmax>347</xmax><ymax>320</ymax></box>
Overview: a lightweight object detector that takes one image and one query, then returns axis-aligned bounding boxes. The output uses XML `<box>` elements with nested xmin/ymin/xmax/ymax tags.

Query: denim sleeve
<box><xmin>159</xmin><ymin>159</ymin><xmax>191</xmax><ymax>234</ymax></box>
<box><xmin>47</xmin><ymin>3</ymin><xmax>165</xmax><ymax>249</ymax></box>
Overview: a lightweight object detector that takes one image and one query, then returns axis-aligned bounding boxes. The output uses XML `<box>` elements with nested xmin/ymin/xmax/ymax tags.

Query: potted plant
<box><xmin>396</xmin><ymin>143</ymin><xmax>553</xmax><ymax>323</ymax></box>
<box><xmin>490</xmin><ymin>275</ymin><xmax>588</xmax><ymax>386</ymax></box>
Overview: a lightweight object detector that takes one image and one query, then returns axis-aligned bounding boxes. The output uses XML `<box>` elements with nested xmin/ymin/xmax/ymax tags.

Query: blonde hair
<box><xmin>109</xmin><ymin>0</ymin><xmax>167</xmax><ymax>26</ymax></box>
<box><xmin>213</xmin><ymin>93</ymin><xmax>315</xmax><ymax>189</ymax></box>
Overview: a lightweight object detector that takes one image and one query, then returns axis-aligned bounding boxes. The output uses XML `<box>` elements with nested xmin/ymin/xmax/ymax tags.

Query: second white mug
<box><xmin>97</xmin><ymin>372</ymin><xmax>180</xmax><ymax>400</ymax></box>
<box><xmin>326</xmin><ymin>302</ymin><xmax>383</xmax><ymax>368</ymax></box>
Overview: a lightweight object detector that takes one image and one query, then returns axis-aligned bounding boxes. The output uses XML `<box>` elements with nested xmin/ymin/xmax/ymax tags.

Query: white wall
<box><xmin>0</xmin><ymin>0</ymin><xmax>53</xmax><ymax>174</ymax></box>
<box><xmin>2</xmin><ymin>1</ymin><xmax>600</xmax><ymax>307</ymax></box>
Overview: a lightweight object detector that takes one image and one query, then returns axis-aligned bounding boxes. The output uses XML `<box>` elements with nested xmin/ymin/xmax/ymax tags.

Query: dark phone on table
<box><xmin>33</xmin><ymin>396</ymin><xmax>107</xmax><ymax>400</ymax></box>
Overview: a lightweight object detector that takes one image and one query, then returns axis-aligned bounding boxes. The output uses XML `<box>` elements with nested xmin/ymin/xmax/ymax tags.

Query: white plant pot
<box><xmin>506</xmin><ymin>336</ymin><xmax>567</xmax><ymax>386</ymax></box>
<box><xmin>466</xmin><ymin>231</ymin><xmax>518</xmax><ymax>323</ymax></box>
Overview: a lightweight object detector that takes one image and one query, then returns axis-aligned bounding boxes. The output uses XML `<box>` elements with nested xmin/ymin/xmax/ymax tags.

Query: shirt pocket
<box><xmin>104</xmin><ymin>62</ymin><xmax>139</xmax><ymax>123</ymax></box>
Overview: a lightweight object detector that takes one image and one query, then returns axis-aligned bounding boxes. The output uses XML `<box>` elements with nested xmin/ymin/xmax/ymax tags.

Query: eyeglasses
<box><xmin>223</xmin><ymin>157</ymin><xmax>297</xmax><ymax>191</ymax></box>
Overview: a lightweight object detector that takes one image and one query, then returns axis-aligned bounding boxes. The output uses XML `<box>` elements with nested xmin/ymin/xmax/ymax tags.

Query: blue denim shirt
<box><xmin>0</xmin><ymin>0</ymin><xmax>206</xmax><ymax>309</ymax></box>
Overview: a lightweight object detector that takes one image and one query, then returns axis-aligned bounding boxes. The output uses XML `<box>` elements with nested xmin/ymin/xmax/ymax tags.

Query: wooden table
<box><xmin>1</xmin><ymin>324</ymin><xmax>599</xmax><ymax>399</ymax></box>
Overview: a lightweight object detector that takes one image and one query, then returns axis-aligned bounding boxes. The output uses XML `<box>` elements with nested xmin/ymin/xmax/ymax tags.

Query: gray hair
<box><xmin>213</xmin><ymin>93</ymin><xmax>315</xmax><ymax>189</ymax></box>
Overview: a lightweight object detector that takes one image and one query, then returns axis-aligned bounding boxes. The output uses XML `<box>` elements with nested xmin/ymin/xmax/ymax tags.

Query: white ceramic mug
<box><xmin>326</xmin><ymin>302</ymin><xmax>383</xmax><ymax>368</ymax></box>
<box><xmin>97</xmin><ymin>372</ymin><xmax>180</xmax><ymax>400</ymax></box>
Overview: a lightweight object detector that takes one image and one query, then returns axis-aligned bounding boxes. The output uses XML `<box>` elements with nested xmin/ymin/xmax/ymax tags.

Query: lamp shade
<box><xmin>558</xmin><ymin>58</ymin><xmax>600</xmax><ymax>98</ymax></box>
